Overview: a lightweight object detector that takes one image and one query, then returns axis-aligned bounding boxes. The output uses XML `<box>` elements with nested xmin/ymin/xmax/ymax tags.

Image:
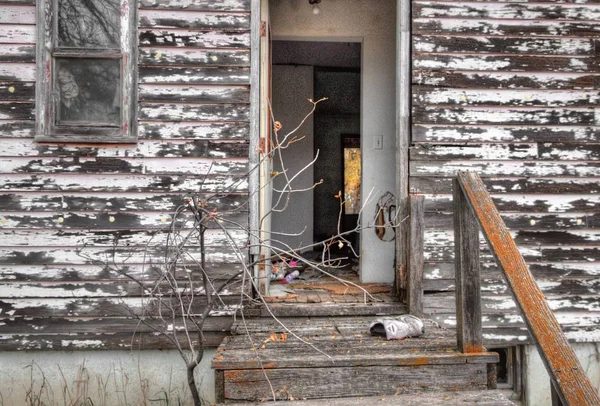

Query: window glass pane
<box><xmin>57</xmin><ymin>0</ymin><xmax>121</xmax><ymax>48</ymax></box>
<box><xmin>55</xmin><ymin>58</ymin><xmax>121</xmax><ymax>125</ymax></box>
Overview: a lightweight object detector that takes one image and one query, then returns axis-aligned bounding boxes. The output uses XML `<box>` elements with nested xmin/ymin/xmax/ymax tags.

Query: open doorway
<box><xmin>262</xmin><ymin>0</ymin><xmax>397</xmax><ymax>300</ymax></box>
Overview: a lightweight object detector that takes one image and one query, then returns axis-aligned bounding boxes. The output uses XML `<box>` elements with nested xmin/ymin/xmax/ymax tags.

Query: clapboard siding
<box><xmin>0</xmin><ymin>1</ymin><xmax>252</xmax><ymax>350</ymax></box>
<box><xmin>413</xmin><ymin>0</ymin><xmax>600</xmax><ymax>343</ymax></box>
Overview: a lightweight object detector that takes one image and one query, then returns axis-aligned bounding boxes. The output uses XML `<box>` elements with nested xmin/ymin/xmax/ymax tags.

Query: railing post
<box><xmin>408</xmin><ymin>194</ymin><xmax>424</xmax><ymax>317</ymax></box>
<box><xmin>453</xmin><ymin>178</ymin><xmax>484</xmax><ymax>353</ymax></box>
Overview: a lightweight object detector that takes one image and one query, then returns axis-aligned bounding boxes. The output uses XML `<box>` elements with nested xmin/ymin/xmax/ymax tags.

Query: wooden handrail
<box><xmin>454</xmin><ymin>171</ymin><xmax>600</xmax><ymax>406</ymax></box>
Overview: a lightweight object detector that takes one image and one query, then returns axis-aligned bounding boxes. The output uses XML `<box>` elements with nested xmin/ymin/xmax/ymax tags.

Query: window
<box><xmin>36</xmin><ymin>0</ymin><xmax>136</xmax><ymax>142</ymax></box>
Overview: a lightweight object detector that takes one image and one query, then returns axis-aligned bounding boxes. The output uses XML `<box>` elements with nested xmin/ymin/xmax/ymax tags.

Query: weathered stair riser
<box><xmin>212</xmin><ymin>318</ymin><xmax>499</xmax><ymax>402</ymax></box>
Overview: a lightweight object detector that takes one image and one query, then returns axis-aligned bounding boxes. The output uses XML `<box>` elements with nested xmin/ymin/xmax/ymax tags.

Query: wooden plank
<box><xmin>413</xmin><ymin>18</ymin><xmax>600</xmax><ymax>37</ymax></box>
<box><xmin>0</xmin><ymin>279</ymin><xmax>245</xmax><ymax>298</ymax></box>
<box><xmin>410</xmin><ymin>160</ymin><xmax>600</xmax><ymax>177</ymax></box>
<box><xmin>453</xmin><ymin>178</ymin><xmax>483</xmax><ymax>353</ymax></box>
<box><xmin>412</xmin><ymin>125</ymin><xmax>600</xmax><ymax>143</ymax></box>
<box><xmin>0</xmin><ymin>4</ymin><xmax>34</xmax><ymax>24</ymax></box>
<box><xmin>408</xmin><ymin>195</ymin><xmax>424</xmax><ymax>316</ymax></box>
<box><xmin>396</xmin><ymin>0</ymin><xmax>412</xmax><ymax>300</ymax></box>
<box><xmin>420</xmin><ymin>191</ymin><xmax>600</xmax><ymax>212</ymax></box>
<box><xmin>0</xmin><ymin>157</ymin><xmax>248</xmax><ymax>175</ymax></box>
<box><xmin>0</xmin><ymin>138</ymin><xmax>249</xmax><ymax>159</ymax></box>
<box><xmin>139</xmin><ymin>66</ymin><xmax>250</xmax><ymax>84</ymax></box>
<box><xmin>0</xmin><ymin>331</ymin><xmax>228</xmax><ymax>350</ymax></box>
<box><xmin>456</xmin><ymin>171</ymin><xmax>600</xmax><ymax>406</ymax></box>
<box><xmin>139</xmin><ymin>103</ymin><xmax>249</xmax><ymax>121</ymax></box>
<box><xmin>413</xmin><ymin>143</ymin><xmax>600</xmax><ymax>161</ymax></box>
<box><xmin>139</xmin><ymin>29</ymin><xmax>250</xmax><ymax>49</ymax></box>
<box><xmin>413</xmin><ymin>35</ymin><xmax>594</xmax><ymax>56</ymax></box>
<box><xmin>0</xmin><ymin>173</ymin><xmax>249</xmax><ymax>192</ymax></box>
<box><xmin>0</xmin><ymin>24</ymin><xmax>35</xmax><ymax>43</ymax></box>
<box><xmin>0</xmin><ymin>192</ymin><xmax>248</xmax><ymax>212</ymax></box>
<box><xmin>222</xmin><ymin>364</ymin><xmax>488</xmax><ymax>401</ymax></box>
<box><xmin>139</xmin><ymin>121</ymin><xmax>249</xmax><ymax>139</ymax></box>
<box><xmin>0</xmin><ymin>211</ymin><xmax>248</xmax><ymax>230</ymax></box>
<box><xmin>424</xmin><ymin>261</ymin><xmax>600</xmax><ymax>282</ymax></box>
<box><xmin>223</xmin><ymin>391</ymin><xmax>517</xmax><ymax>406</ymax></box>
<box><xmin>413</xmin><ymin>87</ymin><xmax>600</xmax><ymax>107</ymax></box>
<box><xmin>413</xmin><ymin>2</ymin><xmax>600</xmax><ymax>20</ymax></box>
<box><xmin>0</xmin><ymin>262</ymin><xmax>243</xmax><ymax>283</ymax></box>
<box><xmin>0</xmin><ymin>44</ymin><xmax>34</xmax><ymax>62</ymax></box>
<box><xmin>413</xmin><ymin>54</ymin><xmax>599</xmax><ymax>73</ymax></box>
<box><xmin>425</xmin><ymin>211</ymin><xmax>595</xmax><ymax>230</ymax></box>
<box><xmin>0</xmin><ymin>81</ymin><xmax>34</xmax><ymax>100</ymax></box>
<box><xmin>0</xmin><ymin>101</ymin><xmax>33</xmax><ymax>120</ymax></box>
<box><xmin>0</xmin><ymin>316</ymin><xmax>235</xmax><ymax>335</ymax></box>
<box><xmin>139</xmin><ymin>10</ymin><xmax>250</xmax><ymax>30</ymax></box>
<box><xmin>139</xmin><ymin>48</ymin><xmax>250</xmax><ymax>67</ymax></box>
<box><xmin>139</xmin><ymin>0</ymin><xmax>250</xmax><ymax>12</ymax></box>
<box><xmin>412</xmin><ymin>106</ymin><xmax>596</xmax><ymax>126</ymax></box>
<box><xmin>411</xmin><ymin>143</ymin><xmax>538</xmax><ymax>160</ymax></box>
<box><xmin>0</xmin><ymin>228</ymin><xmax>248</xmax><ymax>248</ymax></box>
<box><xmin>413</xmin><ymin>71</ymin><xmax>600</xmax><ymax>90</ymax></box>
<box><xmin>139</xmin><ymin>84</ymin><xmax>249</xmax><ymax>103</ymax></box>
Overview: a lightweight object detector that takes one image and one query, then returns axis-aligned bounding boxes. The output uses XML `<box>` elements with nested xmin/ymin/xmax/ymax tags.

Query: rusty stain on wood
<box><xmin>456</xmin><ymin>171</ymin><xmax>600</xmax><ymax>406</ymax></box>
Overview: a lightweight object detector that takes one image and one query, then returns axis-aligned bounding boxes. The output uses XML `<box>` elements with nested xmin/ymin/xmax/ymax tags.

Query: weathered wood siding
<box><xmin>0</xmin><ymin>0</ymin><xmax>251</xmax><ymax>350</ymax></box>
<box><xmin>412</xmin><ymin>0</ymin><xmax>600</xmax><ymax>344</ymax></box>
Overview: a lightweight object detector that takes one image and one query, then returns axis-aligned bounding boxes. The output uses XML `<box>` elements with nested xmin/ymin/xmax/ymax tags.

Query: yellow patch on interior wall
<box><xmin>344</xmin><ymin>148</ymin><xmax>361</xmax><ymax>214</ymax></box>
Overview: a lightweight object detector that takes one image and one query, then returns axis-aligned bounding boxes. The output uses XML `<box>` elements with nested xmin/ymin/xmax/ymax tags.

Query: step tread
<box><xmin>213</xmin><ymin>317</ymin><xmax>498</xmax><ymax>369</ymax></box>
<box><xmin>221</xmin><ymin>390</ymin><xmax>517</xmax><ymax>405</ymax></box>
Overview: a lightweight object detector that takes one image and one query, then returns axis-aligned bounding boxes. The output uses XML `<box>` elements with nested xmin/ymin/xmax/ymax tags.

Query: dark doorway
<box><xmin>271</xmin><ymin>40</ymin><xmax>362</xmax><ymax>252</ymax></box>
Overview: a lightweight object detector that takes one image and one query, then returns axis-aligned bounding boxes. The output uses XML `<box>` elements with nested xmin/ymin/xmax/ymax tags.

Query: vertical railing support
<box><xmin>408</xmin><ymin>194</ymin><xmax>424</xmax><ymax>317</ymax></box>
<box><xmin>453</xmin><ymin>178</ymin><xmax>484</xmax><ymax>353</ymax></box>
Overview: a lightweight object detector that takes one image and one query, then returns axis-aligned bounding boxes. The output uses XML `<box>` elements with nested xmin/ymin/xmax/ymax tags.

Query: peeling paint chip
<box><xmin>155</xmin><ymin>52</ymin><xmax>162</xmax><ymax>59</ymax></box>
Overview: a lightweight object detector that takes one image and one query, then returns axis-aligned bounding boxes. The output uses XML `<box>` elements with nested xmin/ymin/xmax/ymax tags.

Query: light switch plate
<box><xmin>374</xmin><ymin>135</ymin><xmax>383</xmax><ymax>149</ymax></box>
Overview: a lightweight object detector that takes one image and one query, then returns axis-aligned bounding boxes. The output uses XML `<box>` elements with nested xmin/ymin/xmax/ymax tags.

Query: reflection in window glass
<box><xmin>57</xmin><ymin>0</ymin><xmax>120</xmax><ymax>48</ymax></box>
<box><xmin>344</xmin><ymin>148</ymin><xmax>361</xmax><ymax>215</ymax></box>
<box><xmin>55</xmin><ymin>58</ymin><xmax>121</xmax><ymax>125</ymax></box>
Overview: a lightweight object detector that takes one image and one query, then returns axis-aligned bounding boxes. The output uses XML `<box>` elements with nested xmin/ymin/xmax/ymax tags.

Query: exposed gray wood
<box><xmin>139</xmin><ymin>103</ymin><xmax>249</xmax><ymax>121</ymax></box>
<box><xmin>222</xmin><ymin>364</ymin><xmax>488</xmax><ymax>401</ymax></box>
<box><xmin>0</xmin><ymin>4</ymin><xmax>34</xmax><ymax>24</ymax></box>
<box><xmin>0</xmin><ymin>63</ymin><xmax>34</xmax><ymax>81</ymax></box>
<box><xmin>456</xmin><ymin>171</ymin><xmax>600</xmax><ymax>406</ymax></box>
<box><xmin>139</xmin><ymin>0</ymin><xmax>250</xmax><ymax>12</ymax></box>
<box><xmin>139</xmin><ymin>10</ymin><xmax>250</xmax><ymax>30</ymax></box>
<box><xmin>0</xmin><ymin>24</ymin><xmax>35</xmax><ymax>43</ymax></box>
<box><xmin>0</xmin><ymin>174</ymin><xmax>250</xmax><ymax>192</ymax></box>
<box><xmin>413</xmin><ymin>18</ymin><xmax>600</xmax><ymax>37</ymax></box>
<box><xmin>139</xmin><ymin>48</ymin><xmax>250</xmax><ymax>67</ymax></box>
<box><xmin>413</xmin><ymin>2</ymin><xmax>600</xmax><ymax>20</ymax></box>
<box><xmin>0</xmin><ymin>44</ymin><xmax>35</xmax><ymax>62</ymax></box>
<box><xmin>410</xmin><ymin>160</ymin><xmax>600</xmax><ymax>177</ymax></box>
<box><xmin>413</xmin><ymin>70</ymin><xmax>600</xmax><ymax>90</ymax></box>
<box><xmin>0</xmin><ymin>331</ymin><xmax>228</xmax><ymax>351</ymax></box>
<box><xmin>413</xmin><ymin>54</ymin><xmax>600</xmax><ymax>73</ymax></box>
<box><xmin>222</xmin><ymin>390</ymin><xmax>517</xmax><ymax>406</ymax></box>
<box><xmin>139</xmin><ymin>66</ymin><xmax>250</xmax><ymax>84</ymax></box>
<box><xmin>408</xmin><ymin>194</ymin><xmax>424</xmax><ymax>316</ymax></box>
<box><xmin>139</xmin><ymin>121</ymin><xmax>249</xmax><ymax>139</ymax></box>
<box><xmin>139</xmin><ymin>84</ymin><xmax>249</xmax><ymax>104</ymax></box>
<box><xmin>413</xmin><ymin>106</ymin><xmax>596</xmax><ymax>126</ymax></box>
<box><xmin>395</xmin><ymin>0</ymin><xmax>411</xmax><ymax>300</ymax></box>
<box><xmin>413</xmin><ymin>87</ymin><xmax>600</xmax><ymax>107</ymax></box>
<box><xmin>260</xmin><ymin>302</ymin><xmax>407</xmax><ymax>318</ymax></box>
<box><xmin>414</xmin><ymin>35</ymin><xmax>594</xmax><ymax>56</ymax></box>
<box><xmin>248</xmin><ymin>0</ymin><xmax>260</xmax><ymax>256</ymax></box>
<box><xmin>453</xmin><ymin>178</ymin><xmax>483</xmax><ymax>353</ymax></box>
<box><xmin>139</xmin><ymin>29</ymin><xmax>250</xmax><ymax>49</ymax></box>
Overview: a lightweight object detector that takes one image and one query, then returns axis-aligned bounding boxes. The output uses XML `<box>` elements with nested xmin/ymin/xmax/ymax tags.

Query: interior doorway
<box><xmin>264</xmin><ymin>0</ymin><xmax>398</xmax><ymax>293</ymax></box>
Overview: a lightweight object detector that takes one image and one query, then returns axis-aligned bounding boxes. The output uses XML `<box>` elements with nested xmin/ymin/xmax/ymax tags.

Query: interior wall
<box><xmin>271</xmin><ymin>65</ymin><xmax>314</xmax><ymax>251</ymax></box>
<box><xmin>270</xmin><ymin>0</ymin><xmax>397</xmax><ymax>283</ymax></box>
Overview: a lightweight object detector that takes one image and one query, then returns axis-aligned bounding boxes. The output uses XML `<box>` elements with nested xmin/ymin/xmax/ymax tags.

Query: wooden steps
<box><xmin>212</xmin><ymin>316</ymin><xmax>500</xmax><ymax>403</ymax></box>
<box><xmin>221</xmin><ymin>390</ymin><xmax>517</xmax><ymax>405</ymax></box>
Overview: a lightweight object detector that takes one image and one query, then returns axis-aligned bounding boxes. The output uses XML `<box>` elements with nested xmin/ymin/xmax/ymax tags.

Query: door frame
<box><xmin>249</xmin><ymin>0</ymin><xmax>411</xmax><ymax>299</ymax></box>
